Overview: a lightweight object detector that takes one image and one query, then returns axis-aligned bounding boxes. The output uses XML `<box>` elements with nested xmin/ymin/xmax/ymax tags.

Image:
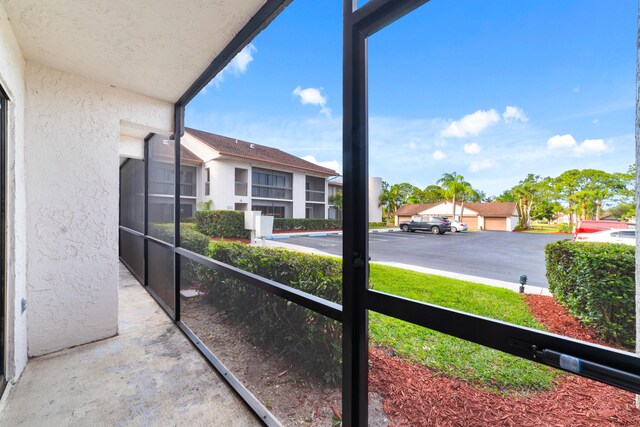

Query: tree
<box><xmin>458</xmin><ymin>181</ymin><xmax>474</xmax><ymax>221</ymax></box>
<box><xmin>328</xmin><ymin>191</ymin><xmax>343</xmax><ymax>219</ymax></box>
<box><xmin>553</xmin><ymin>169</ymin><xmax>583</xmax><ymax>225</ymax></box>
<box><xmin>437</xmin><ymin>172</ymin><xmax>467</xmax><ymax>220</ymax></box>
<box><xmin>407</xmin><ymin>186</ymin><xmax>426</xmax><ymax>204</ymax></box>
<box><xmin>422</xmin><ymin>185</ymin><xmax>446</xmax><ymax>204</ymax></box>
<box><xmin>608</xmin><ymin>202</ymin><xmax>636</xmax><ymax>221</ymax></box>
<box><xmin>378</xmin><ymin>182</ymin><xmax>413</xmax><ymax>223</ymax></box>
<box><xmin>554</xmin><ymin>169</ymin><xmax>627</xmax><ymax>222</ymax></box>
<box><xmin>497</xmin><ymin>174</ymin><xmax>551</xmax><ymax>228</ymax></box>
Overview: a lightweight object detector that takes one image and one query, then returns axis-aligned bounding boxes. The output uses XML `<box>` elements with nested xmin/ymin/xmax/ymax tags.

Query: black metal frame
<box><xmin>116</xmin><ymin>1</ymin><xmax>640</xmax><ymax>426</ymax></box>
<box><xmin>0</xmin><ymin>83</ymin><xmax>7</xmax><ymax>397</ymax></box>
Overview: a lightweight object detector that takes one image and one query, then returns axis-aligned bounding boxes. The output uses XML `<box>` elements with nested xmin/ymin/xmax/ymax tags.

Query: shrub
<box><xmin>195</xmin><ymin>210</ymin><xmax>250</xmax><ymax>239</ymax></box>
<box><xmin>199</xmin><ymin>242</ymin><xmax>342</xmax><ymax>384</ymax></box>
<box><xmin>545</xmin><ymin>239</ymin><xmax>635</xmax><ymax>348</ymax></box>
<box><xmin>150</xmin><ymin>223</ymin><xmax>210</xmax><ymax>255</ymax></box>
<box><xmin>151</xmin><ymin>223</ymin><xmax>210</xmax><ymax>286</ymax></box>
<box><xmin>368</xmin><ymin>222</ymin><xmax>388</xmax><ymax>228</ymax></box>
<box><xmin>556</xmin><ymin>223</ymin><xmax>573</xmax><ymax>234</ymax></box>
<box><xmin>273</xmin><ymin>218</ymin><xmax>342</xmax><ymax>231</ymax></box>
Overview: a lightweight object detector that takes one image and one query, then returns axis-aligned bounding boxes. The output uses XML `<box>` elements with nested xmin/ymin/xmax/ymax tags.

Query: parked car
<box><xmin>449</xmin><ymin>220</ymin><xmax>468</xmax><ymax>232</ymax></box>
<box><xmin>576</xmin><ymin>229</ymin><xmax>635</xmax><ymax>246</ymax></box>
<box><xmin>399</xmin><ymin>216</ymin><xmax>451</xmax><ymax>234</ymax></box>
<box><xmin>573</xmin><ymin>220</ymin><xmax>635</xmax><ymax>241</ymax></box>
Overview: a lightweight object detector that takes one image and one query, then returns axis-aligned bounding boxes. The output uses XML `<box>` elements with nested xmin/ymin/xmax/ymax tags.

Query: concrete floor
<box><xmin>0</xmin><ymin>264</ymin><xmax>261</xmax><ymax>427</ymax></box>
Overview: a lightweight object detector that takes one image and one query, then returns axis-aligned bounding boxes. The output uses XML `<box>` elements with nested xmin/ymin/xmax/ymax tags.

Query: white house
<box><xmin>395</xmin><ymin>201</ymin><xmax>519</xmax><ymax>231</ymax></box>
<box><xmin>181</xmin><ymin>128</ymin><xmax>338</xmax><ymax>219</ymax></box>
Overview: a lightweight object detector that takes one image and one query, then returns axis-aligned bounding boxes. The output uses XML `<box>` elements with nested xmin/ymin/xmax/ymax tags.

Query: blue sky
<box><xmin>186</xmin><ymin>0</ymin><xmax>637</xmax><ymax>197</ymax></box>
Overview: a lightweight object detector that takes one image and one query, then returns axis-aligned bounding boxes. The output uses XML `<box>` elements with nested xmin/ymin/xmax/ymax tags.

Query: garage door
<box><xmin>397</xmin><ymin>215</ymin><xmax>412</xmax><ymax>224</ymax></box>
<box><xmin>484</xmin><ymin>217</ymin><xmax>506</xmax><ymax>231</ymax></box>
<box><xmin>462</xmin><ymin>216</ymin><xmax>478</xmax><ymax>230</ymax></box>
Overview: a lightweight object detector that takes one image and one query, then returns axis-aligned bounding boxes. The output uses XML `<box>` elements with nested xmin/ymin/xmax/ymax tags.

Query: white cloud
<box><xmin>463</xmin><ymin>143</ymin><xmax>481</xmax><ymax>155</ymax></box>
<box><xmin>503</xmin><ymin>106</ymin><xmax>528</xmax><ymax>123</ymax></box>
<box><xmin>572</xmin><ymin>86</ymin><xmax>581</xmax><ymax>93</ymax></box>
<box><xmin>441</xmin><ymin>109</ymin><xmax>500</xmax><ymax>138</ymax></box>
<box><xmin>408</xmin><ymin>142</ymin><xmax>417</xmax><ymax>150</ymax></box>
<box><xmin>547</xmin><ymin>134</ymin><xmax>612</xmax><ymax>157</ymax></box>
<box><xmin>573</xmin><ymin>139</ymin><xmax>611</xmax><ymax>157</ymax></box>
<box><xmin>469</xmin><ymin>159</ymin><xmax>495</xmax><ymax>172</ymax></box>
<box><xmin>432</xmin><ymin>150</ymin><xmax>447</xmax><ymax>160</ymax></box>
<box><xmin>207</xmin><ymin>43</ymin><xmax>257</xmax><ymax>89</ymax></box>
<box><xmin>302</xmin><ymin>155</ymin><xmax>342</xmax><ymax>174</ymax></box>
<box><xmin>547</xmin><ymin>134</ymin><xmax>577</xmax><ymax>150</ymax></box>
<box><xmin>293</xmin><ymin>86</ymin><xmax>332</xmax><ymax>118</ymax></box>
<box><xmin>593</xmin><ymin>119</ymin><xmax>600</xmax><ymax>125</ymax></box>
<box><xmin>228</xmin><ymin>44</ymin><xmax>257</xmax><ymax>75</ymax></box>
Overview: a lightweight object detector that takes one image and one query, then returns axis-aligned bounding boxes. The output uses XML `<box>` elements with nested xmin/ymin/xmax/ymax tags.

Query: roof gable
<box><xmin>395</xmin><ymin>203</ymin><xmax>439</xmax><ymax>216</ymax></box>
<box><xmin>396</xmin><ymin>201</ymin><xmax>518</xmax><ymax>218</ymax></box>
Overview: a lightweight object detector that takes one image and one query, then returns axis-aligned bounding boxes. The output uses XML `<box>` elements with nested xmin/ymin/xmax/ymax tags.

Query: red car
<box><xmin>573</xmin><ymin>220</ymin><xmax>635</xmax><ymax>241</ymax></box>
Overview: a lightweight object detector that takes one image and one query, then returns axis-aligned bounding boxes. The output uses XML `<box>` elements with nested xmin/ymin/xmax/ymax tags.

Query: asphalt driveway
<box><xmin>281</xmin><ymin>230</ymin><xmax>569</xmax><ymax>287</ymax></box>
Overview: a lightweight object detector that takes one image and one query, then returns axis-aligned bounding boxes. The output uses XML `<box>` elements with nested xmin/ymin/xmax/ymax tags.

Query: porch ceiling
<box><xmin>2</xmin><ymin>0</ymin><xmax>267</xmax><ymax>102</ymax></box>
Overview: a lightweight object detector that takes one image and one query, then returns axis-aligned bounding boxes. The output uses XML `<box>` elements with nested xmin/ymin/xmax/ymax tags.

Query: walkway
<box><xmin>0</xmin><ymin>264</ymin><xmax>260</xmax><ymax>426</ymax></box>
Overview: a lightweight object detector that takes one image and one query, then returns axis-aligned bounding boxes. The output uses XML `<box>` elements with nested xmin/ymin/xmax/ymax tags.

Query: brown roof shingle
<box><xmin>395</xmin><ymin>202</ymin><xmax>518</xmax><ymax>218</ymax></box>
<box><xmin>395</xmin><ymin>203</ymin><xmax>439</xmax><ymax>216</ymax></box>
<box><xmin>464</xmin><ymin>202</ymin><xmax>518</xmax><ymax>217</ymax></box>
<box><xmin>185</xmin><ymin>127</ymin><xmax>338</xmax><ymax>176</ymax></box>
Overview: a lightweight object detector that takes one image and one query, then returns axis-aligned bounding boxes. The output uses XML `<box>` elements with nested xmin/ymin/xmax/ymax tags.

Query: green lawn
<box><xmin>519</xmin><ymin>223</ymin><xmax>571</xmax><ymax>234</ymax></box>
<box><xmin>368</xmin><ymin>264</ymin><xmax>558</xmax><ymax>393</ymax></box>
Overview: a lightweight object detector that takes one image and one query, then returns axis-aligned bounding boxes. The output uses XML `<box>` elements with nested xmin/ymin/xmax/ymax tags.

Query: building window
<box><xmin>205</xmin><ymin>168</ymin><xmax>210</xmax><ymax>196</ymax></box>
<box><xmin>305</xmin><ymin>176</ymin><xmax>325</xmax><ymax>202</ymax></box>
<box><xmin>253</xmin><ymin>205</ymin><xmax>285</xmax><ymax>218</ymax></box>
<box><xmin>180</xmin><ymin>166</ymin><xmax>196</xmax><ymax>197</ymax></box>
<box><xmin>251</xmin><ymin>168</ymin><xmax>292</xmax><ymax>199</ymax></box>
<box><xmin>148</xmin><ymin>163</ymin><xmax>197</xmax><ymax>197</ymax></box>
<box><xmin>235</xmin><ymin>168</ymin><xmax>248</xmax><ymax>196</ymax></box>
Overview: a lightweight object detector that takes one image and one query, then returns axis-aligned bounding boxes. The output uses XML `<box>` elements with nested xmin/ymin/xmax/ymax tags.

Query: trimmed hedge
<box><xmin>198</xmin><ymin>242</ymin><xmax>342</xmax><ymax>384</ymax></box>
<box><xmin>545</xmin><ymin>239</ymin><xmax>635</xmax><ymax>348</ymax></box>
<box><xmin>274</xmin><ymin>218</ymin><xmax>342</xmax><ymax>231</ymax></box>
<box><xmin>195</xmin><ymin>210</ymin><xmax>250</xmax><ymax>239</ymax></box>
<box><xmin>150</xmin><ymin>223</ymin><xmax>210</xmax><ymax>255</ymax></box>
<box><xmin>151</xmin><ymin>223</ymin><xmax>210</xmax><ymax>287</ymax></box>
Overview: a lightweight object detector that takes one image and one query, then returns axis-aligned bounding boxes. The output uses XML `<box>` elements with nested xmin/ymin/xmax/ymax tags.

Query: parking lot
<box><xmin>282</xmin><ymin>230</ymin><xmax>569</xmax><ymax>287</ymax></box>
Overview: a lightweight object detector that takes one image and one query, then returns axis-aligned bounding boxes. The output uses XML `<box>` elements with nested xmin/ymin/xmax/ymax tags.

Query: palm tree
<box><xmin>437</xmin><ymin>172</ymin><xmax>466</xmax><ymax>220</ymax></box>
<box><xmin>378</xmin><ymin>182</ymin><xmax>412</xmax><ymax>223</ymax></box>
<box><xmin>458</xmin><ymin>181</ymin><xmax>474</xmax><ymax>221</ymax></box>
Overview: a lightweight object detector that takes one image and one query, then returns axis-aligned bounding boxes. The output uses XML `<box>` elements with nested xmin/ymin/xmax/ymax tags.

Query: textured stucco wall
<box><xmin>0</xmin><ymin>4</ymin><xmax>28</xmax><ymax>382</ymax></box>
<box><xmin>292</xmin><ymin>173</ymin><xmax>306</xmax><ymax>218</ymax></box>
<box><xmin>24</xmin><ymin>62</ymin><xmax>173</xmax><ymax>356</ymax></box>
<box><xmin>119</xmin><ymin>135</ymin><xmax>144</xmax><ymax>161</ymax></box>
<box><xmin>368</xmin><ymin>177</ymin><xmax>383</xmax><ymax>223</ymax></box>
<box><xmin>207</xmin><ymin>159</ymin><xmax>252</xmax><ymax>210</ymax></box>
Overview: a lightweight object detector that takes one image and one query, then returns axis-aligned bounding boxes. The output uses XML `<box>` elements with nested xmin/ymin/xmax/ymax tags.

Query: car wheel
<box><xmin>431</xmin><ymin>226</ymin><xmax>441</xmax><ymax>235</ymax></box>
<box><xmin>401</xmin><ymin>224</ymin><xmax>409</xmax><ymax>232</ymax></box>
<box><xmin>452</xmin><ymin>227</ymin><xmax>458</xmax><ymax>233</ymax></box>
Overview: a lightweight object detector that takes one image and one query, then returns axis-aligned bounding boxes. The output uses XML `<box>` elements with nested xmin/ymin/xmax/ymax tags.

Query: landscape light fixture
<box><xmin>519</xmin><ymin>274</ymin><xmax>528</xmax><ymax>293</ymax></box>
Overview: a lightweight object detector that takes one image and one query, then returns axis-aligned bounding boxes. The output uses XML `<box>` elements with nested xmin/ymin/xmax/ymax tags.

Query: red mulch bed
<box><xmin>369</xmin><ymin>294</ymin><xmax>640</xmax><ymax>426</ymax></box>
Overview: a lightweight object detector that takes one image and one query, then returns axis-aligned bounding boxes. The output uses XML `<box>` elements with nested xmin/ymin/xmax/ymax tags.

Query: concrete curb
<box><xmin>266</xmin><ymin>228</ymin><xmax>398</xmax><ymax>240</ymax></box>
<box><xmin>258</xmin><ymin>240</ymin><xmax>552</xmax><ymax>296</ymax></box>
<box><xmin>373</xmin><ymin>262</ymin><xmax>551</xmax><ymax>296</ymax></box>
